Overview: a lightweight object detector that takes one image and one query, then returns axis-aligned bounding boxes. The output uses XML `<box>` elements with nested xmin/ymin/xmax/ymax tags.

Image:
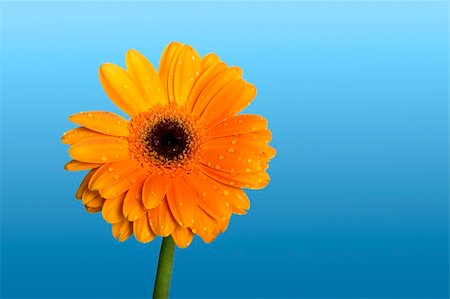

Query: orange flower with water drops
<box><xmin>62</xmin><ymin>42</ymin><xmax>275</xmax><ymax>297</ymax></box>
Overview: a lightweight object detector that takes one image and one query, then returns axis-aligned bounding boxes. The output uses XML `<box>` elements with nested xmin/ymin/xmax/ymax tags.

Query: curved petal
<box><xmin>186</xmin><ymin>62</ymin><xmax>227</xmax><ymax>112</ymax></box>
<box><xmin>142</xmin><ymin>175</ymin><xmax>170</xmax><ymax>210</ymax></box>
<box><xmin>112</xmin><ymin>219</ymin><xmax>133</xmax><ymax>242</ymax></box>
<box><xmin>76</xmin><ymin>169</ymin><xmax>97</xmax><ymax>199</ymax></box>
<box><xmin>64</xmin><ymin>160</ymin><xmax>100</xmax><ymax>171</ymax></box>
<box><xmin>84</xmin><ymin>196</ymin><xmax>105</xmax><ymax>213</ymax></box>
<box><xmin>123</xmin><ymin>179</ymin><xmax>146</xmax><ymax>221</ymax></box>
<box><xmin>148</xmin><ymin>198</ymin><xmax>177</xmax><ymax>237</ymax></box>
<box><xmin>189</xmin><ymin>172</ymin><xmax>231</xmax><ymax>220</ymax></box>
<box><xmin>172</xmin><ymin>45</ymin><xmax>201</xmax><ymax>106</ymax></box>
<box><xmin>199</xmin><ymin>79</ymin><xmax>247</xmax><ymax>127</ymax></box>
<box><xmin>126</xmin><ymin>49</ymin><xmax>166</xmax><ymax>106</ymax></box>
<box><xmin>171</xmin><ymin>226</ymin><xmax>194</xmax><ymax>248</ymax></box>
<box><xmin>206</xmin><ymin>115</ymin><xmax>268</xmax><ymax>138</ymax></box>
<box><xmin>98</xmin><ymin>167</ymin><xmax>147</xmax><ymax>199</ymax></box>
<box><xmin>192</xmin><ymin>207</ymin><xmax>219</xmax><ymax>243</ymax></box>
<box><xmin>198</xmin><ymin>164</ymin><xmax>270</xmax><ymax>190</ymax></box>
<box><xmin>99</xmin><ymin>63</ymin><xmax>150</xmax><ymax>116</ymax></box>
<box><xmin>89</xmin><ymin>159</ymin><xmax>140</xmax><ymax>191</ymax></box>
<box><xmin>201</xmin><ymin>53</ymin><xmax>221</xmax><ymax>70</ymax></box>
<box><xmin>158</xmin><ymin>42</ymin><xmax>184</xmax><ymax>103</ymax></box>
<box><xmin>203</xmin><ymin>83</ymin><xmax>257</xmax><ymax>127</ymax></box>
<box><xmin>68</xmin><ymin>136</ymin><xmax>129</xmax><ymax>164</ymax></box>
<box><xmin>102</xmin><ymin>193</ymin><xmax>126</xmax><ymax>224</ymax></box>
<box><xmin>133</xmin><ymin>213</ymin><xmax>156</xmax><ymax>243</ymax></box>
<box><xmin>166</xmin><ymin>176</ymin><xmax>197</xmax><ymax>227</ymax></box>
<box><xmin>204</xmin><ymin>131</ymin><xmax>272</xmax><ymax>155</ymax></box>
<box><xmin>191</xmin><ymin>67</ymin><xmax>242</xmax><ymax>120</ymax></box>
<box><xmin>62</xmin><ymin>127</ymin><xmax>108</xmax><ymax>145</ymax></box>
<box><xmin>69</xmin><ymin>111</ymin><xmax>129</xmax><ymax>137</ymax></box>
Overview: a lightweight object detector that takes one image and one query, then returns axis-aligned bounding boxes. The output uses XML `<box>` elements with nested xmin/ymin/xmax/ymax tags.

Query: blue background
<box><xmin>1</xmin><ymin>1</ymin><xmax>448</xmax><ymax>298</ymax></box>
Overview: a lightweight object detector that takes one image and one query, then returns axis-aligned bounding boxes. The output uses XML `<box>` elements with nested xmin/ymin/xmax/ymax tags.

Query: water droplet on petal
<box><xmin>218</xmin><ymin>155</ymin><xmax>225</xmax><ymax>160</ymax></box>
<box><xmin>101</xmin><ymin>156</ymin><xmax>107</xmax><ymax>162</ymax></box>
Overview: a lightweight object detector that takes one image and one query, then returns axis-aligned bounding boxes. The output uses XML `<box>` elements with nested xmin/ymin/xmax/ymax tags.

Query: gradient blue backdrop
<box><xmin>1</xmin><ymin>1</ymin><xmax>448</xmax><ymax>298</ymax></box>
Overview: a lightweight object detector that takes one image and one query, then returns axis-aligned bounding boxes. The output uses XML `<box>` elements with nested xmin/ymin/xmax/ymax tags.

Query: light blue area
<box><xmin>1</xmin><ymin>1</ymin><xmax>448</xmax><ymax>298</ymax></box>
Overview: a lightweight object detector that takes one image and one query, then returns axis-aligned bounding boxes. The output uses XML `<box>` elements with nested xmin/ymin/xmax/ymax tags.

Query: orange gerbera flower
<box><xmin>62</xmin><ymin>42</ymin><xmax>275</xmax><ymax>248</ymax></box>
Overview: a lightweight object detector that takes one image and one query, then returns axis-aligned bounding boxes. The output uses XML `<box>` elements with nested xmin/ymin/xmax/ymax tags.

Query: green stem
<box><xmin>153</xmin><ymin>236</ymin><xmax>176</xmax><ymax>299</ymax></box>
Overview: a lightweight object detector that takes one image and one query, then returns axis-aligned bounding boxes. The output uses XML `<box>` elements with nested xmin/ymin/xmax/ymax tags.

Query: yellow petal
<box><xmin>99</xmin><ymin>168</ymin><xmax>147</xmax><ymax>199</ymax></box>
<box><xmin>69</xmin><ymin>111</ymin><xmax>129</xmax><ymax>137</ymax></box>
<box><xmin>125</xmin><ymin>49</ymin><xmax>166</xmax><ymax>106</ymax></box>
<box><xmin>173</xmin><ymin>45</ymin><xmax>201</xmax><ymax>106</ymax></box>
<box><xmin>68</xmin><ymin>136</ymin><xmax>129</xmax><ymax>164</ymax></box>
<box><xmin>102</xmin><ymin>193</ymin><xmax>126</xmax><ymax>224</ymax></box>
<box><xmin>158</xmin><ymin>42</ymin><xmax>184</xmax><ymax>103</ymax></box>
<box><xmin>171</xmin><ymin>226</ymin><xmax>194</xmax><ymax>248</ymax></box>
<box><xmin>61</xmin><ymin>127</ymin><xmax>107</xmax><ymax>145</ymax></box>
<box><xmin>88</xmin><ymin>159</ymin><xmax>140</xmax><ymax>191</ymax></box>
<box><xmin>76</xmin><ymin>169</ymin><xmax>97</xmax><ymax>199</ymax></box>
<box><xmin>64</xmin><ymin>160</ymin><xmax>100</xmax><ymax>171</ymax></box>
<box><xmin>142</xmin><ymin>175</ymin><xmax>169</xmax><ymax>210</ymax></box>
<box><xmin>166</xmin><ymin>176</ymin><xmax>197</xmax><ymax>227</ymax></box>
<box><xmin>206</xmin><ymin>115</ymin><xmax>268</xmax><ymax>138</ymax></box>
<box><xmin>112</xmin><ymin>220</ymin><xmax>133</xmax><ymax>242</ymax></box>
<box><xmin>133</xmin><ymin>213</ymin><xmax>156</xmax><ymax>243</ymax></box>
<box><xmin>148</xmin><ymin>198</ymin><xmax>177</xmax><ymax>237</ymax></box>
<box><xmin>123</xmin><ymin>179</ymin><xmax>146</xmax><ymax>221</ymax></box>
<box><xmin>99</xmin><ymin>63</ymin><xmax>150</xmax><ymax>116</ymax></box>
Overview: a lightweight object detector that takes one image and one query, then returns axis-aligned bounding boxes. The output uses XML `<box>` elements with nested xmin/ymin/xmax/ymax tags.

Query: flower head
<box><xmin>62</xmin><ymin>42</ymin><xmax>275</xmax><ymax>248</ymax></box>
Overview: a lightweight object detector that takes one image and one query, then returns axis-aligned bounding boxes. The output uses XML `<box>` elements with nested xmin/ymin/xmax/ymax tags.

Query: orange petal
<box><xmin>123</xmin><ymin>179</ymin><xmax>147</xmax><ymax>221</ymax></box>
<box><xmin>218</xmin><ymin>215</ymin><xmax>231</xmax><ymax>232</ymax></box>
<box><xmin>99</xmin><ymin>63</ymin><xmax>150</xmax><ymax>116</ymax></box>
<box><xmin>186</xmin><ymin>62</ymin><xmax>227</xmax><ymax>112</ymax></box>
<box><xmin>142</xmin><ymin>175</ymin><xmax>170</xmax><ymax>210</ymax></box>
<box><xmin>198</xmin><ymin>164</ymin><xmax>270</xmax><ymax>190</ymax></box>
<box><xmin>189</xmin><ymin>172</ymin><xmax>231</xmax><ymax>220</ymax></box>
<box><xmin>99</xmin><ymin>168</ymin><xmax>147</xmax><ymax>199</ymax></box>
<box><xmin>133</xmin><ymin>213</ymin><xmax>156</xmax><ymax>243</ymax></box>
<box><xmin>88</xmin><ymin>159</ymin><xmax>140</xmax><ymax>191</ymax></box>
<box><xmin>102</xmin><ymin>193</ymin><xmax>126</xmax><ymax>224</ymax></box>
<box><xmin>69</xmin><ymin>111</ymin><xmax>129</xmax><ymax>137</ymax></box>
<box><xmin>206</xmin><ymin>115</ymin><xmax>268</xmax><ymax>138</ymax></box>
<box><xmin>148</xmin><ymin>198</ymin><xmax>177</xmax><ymax>237</ymax></box>
<box><xmin>125</xmin><ymin>49</ymin><xmax>166</xmax><ymax>106</ymax></box>
<box><xmin>64</xmin><ymin>160</ymin><xmax>100</xmax><ymax>171</ymax></box>
<box><xmin>81</xmin><ymin>188</ymin><xmax>99</xmax><ymax>205</ymax></box>
<box><xmin>112</xmin><ymin>220</ymin><xmax>133</xmax><ymax>242</ymax></box>
<box><xmin>62</xmin><ymin>127</ymin><xmax>108</xmax><ymax>145</ymax></box>
<box><xmin>173</xmin><ymin>45</ymin><xmax>201</xmax><ymax>106</ymax></box>
<box><xmin>84</xmin><ymin>196</ymin><xmax>105</xmax><ymax>213</ymax></box>
<box><xmin>166</xmin><ymin>176</ymin><xmax>197</xmax><ymax>227</ymax></box>
<box><xmin>158</xmin><ymin>42</ymin><xmax>184</xmax><ymax>103</ymax></box>
<box><xmin>199</xmin><ymin>79</ymin><xmax>247</xmax><ymax>127</ymax></box>
<box><xmin>192</xmin><ymin>207</ymin><xmax>219</xmax><ymax>243</ymax></box>
<box><xmin>76</xmin><ymin>169</ymin><xmax>97</xmax><ymax>199</ymax></box>
<box><xmin>201</xmin><ymin>53</ymin><xmax>221</xmax><ymax>70</ymax></box>
<box><xmin>69</xmin><ymin>136</ymin><xmax>129</xmax><ymax>164</ymax></box>
<box><xmin>226</xmin><ymin>187</ymin><xmax>250</xmax><ymax>215</ymax></box>
<box><xmin>171</xmin><ymin>226</ymin><xmax>194</xmax><ymax>248</ymax></box>
<box><xmin>205</xmin><ymin>131</ymin><xmax>272</xmax><ymax>155</ymax></box>
<box><xmin>206</xmin><ymin>83</ymin><xmax>257</xmax><ymax>127</ymax></box>
<box><xmin>191</xmin><ymin>67</ymin><xmax>242</xmax><ymax>119</ymax></box>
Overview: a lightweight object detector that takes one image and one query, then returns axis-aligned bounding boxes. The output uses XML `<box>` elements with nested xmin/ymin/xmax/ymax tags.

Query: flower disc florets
<box><xmin>128</xmin><ymin>104</ymin><xmax>204</xmax><ymax>176</ymax></box>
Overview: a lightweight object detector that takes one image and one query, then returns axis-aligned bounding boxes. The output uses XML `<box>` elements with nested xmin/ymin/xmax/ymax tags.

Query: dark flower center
<box><xmin>145</xmin><ymin>120</ymin><xmax>190</xmax><ymax>161</ymax></box>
